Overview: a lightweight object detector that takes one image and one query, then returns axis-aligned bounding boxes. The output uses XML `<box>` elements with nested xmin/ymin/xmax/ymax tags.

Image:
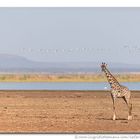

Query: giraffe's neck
<box><xmin>103</xmin><ymin>67</ymin><xmax>120</xmax><ymax>88</ymax></box>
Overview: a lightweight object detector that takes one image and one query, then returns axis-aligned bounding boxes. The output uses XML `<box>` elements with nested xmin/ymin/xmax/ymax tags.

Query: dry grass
<box><xmin>0</xmin><ymin>73</ymin><xmax>140</xmax><ymax>82</ymax></box>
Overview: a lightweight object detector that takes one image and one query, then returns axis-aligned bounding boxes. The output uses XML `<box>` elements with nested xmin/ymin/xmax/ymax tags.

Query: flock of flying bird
<box><xmin>20</xmin><ymin>45</ymin><xmax>139</xmax><ymax>54</ymax></box>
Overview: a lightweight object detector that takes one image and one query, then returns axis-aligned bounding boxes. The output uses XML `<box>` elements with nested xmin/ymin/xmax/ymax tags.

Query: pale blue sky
<box><xmin>0</xmin><ymin>8</ymin><xmax>140</xmax><ymax>63</ymax></box>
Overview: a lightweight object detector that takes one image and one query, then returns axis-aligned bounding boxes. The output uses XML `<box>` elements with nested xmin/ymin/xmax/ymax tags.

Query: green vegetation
<box><xmin>0</xmin><ymin>73</ymin><xmax>139</xmax><ymax>82</ymax></box>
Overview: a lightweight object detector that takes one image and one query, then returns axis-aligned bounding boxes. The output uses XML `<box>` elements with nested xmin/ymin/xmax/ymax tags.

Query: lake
<box><xmin>0</xmin><ymin>82</ymin><xmax>140</xmax><ymax>90</ymax></box>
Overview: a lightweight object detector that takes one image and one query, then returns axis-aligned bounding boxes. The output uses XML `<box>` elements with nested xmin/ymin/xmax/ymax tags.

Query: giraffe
<box><xmin>101</xmin><ymin>62</ymin><xmax>132</xmax><ymax>120</ymax></box>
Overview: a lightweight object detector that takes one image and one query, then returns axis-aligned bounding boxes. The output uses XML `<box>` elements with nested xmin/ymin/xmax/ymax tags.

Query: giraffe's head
<box><xmin>101</xmin><ymin>62</ymin><xmax>107</xmax><ymax>72</ymax></box>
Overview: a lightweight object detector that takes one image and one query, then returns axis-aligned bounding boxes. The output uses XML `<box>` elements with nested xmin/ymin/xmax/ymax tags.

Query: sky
<box><xmin>0</xmin><ymin>8</ymin><xmax>140</xmax><ymax>63</ymax></box>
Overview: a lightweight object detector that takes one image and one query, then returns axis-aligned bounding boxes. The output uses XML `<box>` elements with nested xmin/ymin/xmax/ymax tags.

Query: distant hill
<box><xmin>0</xmin><ymin>53</ymin><xmax>139</xmax><ymax>73</ymax></box>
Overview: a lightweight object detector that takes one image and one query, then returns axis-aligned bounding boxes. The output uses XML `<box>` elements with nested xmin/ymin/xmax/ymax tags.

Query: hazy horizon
<box><xmin>0</xmin><ymin>8</ymin><xmax>140</xmax><ymax>64</ymax></box>
<box><xmin>0</xmin><ymin>52</ymin><xmax>140</xmax><ymax>65</ymax></box>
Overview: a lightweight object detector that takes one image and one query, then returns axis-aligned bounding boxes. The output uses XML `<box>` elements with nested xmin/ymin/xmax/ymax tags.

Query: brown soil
<box><xmin>0</xmin><ymin>90</ymin><xmax>139</xmax><ymax>133</ymax></box>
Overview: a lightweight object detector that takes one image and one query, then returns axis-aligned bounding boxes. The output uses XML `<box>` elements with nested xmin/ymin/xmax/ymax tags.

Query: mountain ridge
<box><xmin>0</xmin><ymin>53</ymin><xmax>139</xmax><ymax>73</ymax></box>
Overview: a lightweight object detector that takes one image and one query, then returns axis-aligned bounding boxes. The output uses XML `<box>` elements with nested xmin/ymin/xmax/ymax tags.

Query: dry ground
<box><xmin>0</xmin><ymin>90</ymin><xmax>140</xmax><ymax>133</ymax></box>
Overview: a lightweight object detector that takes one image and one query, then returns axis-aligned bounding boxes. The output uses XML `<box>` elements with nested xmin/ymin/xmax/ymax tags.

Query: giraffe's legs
<box><xmin>112</xmin><ymin>99</ymin><xmax>116</xmax><ymax>120</ymax></box>
<box><xmin>111</xmin><ymin>94</ymin><xmax>116</xmax><ymax>120</ymax></box>
<box><xmin>123</xmin><ymin>96</ymin><xmax>132</xmax><ymax>120</ymax></box>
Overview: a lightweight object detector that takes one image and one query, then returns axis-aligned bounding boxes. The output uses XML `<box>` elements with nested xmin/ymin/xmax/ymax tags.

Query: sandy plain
<box><xmin>0</xmin><ymin>90</ymin><xmax>140</xmax><ymax>133</ymax></box>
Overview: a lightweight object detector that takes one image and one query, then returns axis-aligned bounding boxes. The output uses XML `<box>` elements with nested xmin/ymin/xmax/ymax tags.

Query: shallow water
<box><xmin>0</xmin><ymin>82</ymin><xmax>139</xmax><ymax>90</ymax></box>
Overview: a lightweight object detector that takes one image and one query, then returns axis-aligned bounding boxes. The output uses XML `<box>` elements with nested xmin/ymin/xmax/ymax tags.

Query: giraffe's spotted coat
<box><xmin>102</xmin><ymin>65</ymin><xmax>130</xmax><ymax>98</ymax></box>
<box><xmin>101</xmin><ymin>62</ymin><xmax>132</xmax><ymax>120</ymax></box>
